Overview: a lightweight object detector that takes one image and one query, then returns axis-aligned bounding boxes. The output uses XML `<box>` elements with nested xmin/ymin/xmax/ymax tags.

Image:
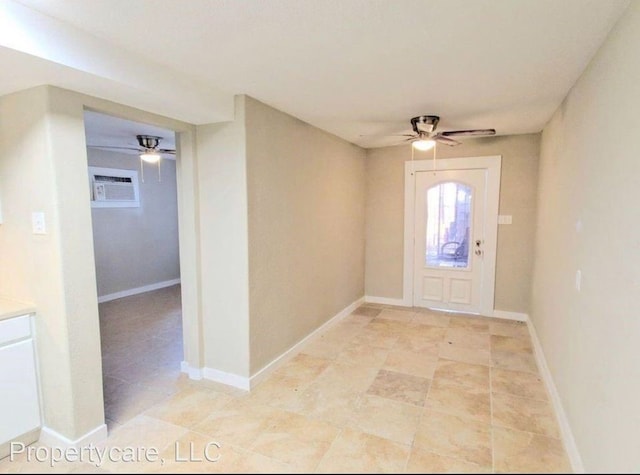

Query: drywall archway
<box><xmin>0</xmin><ymin>85</ymin><xmax>203</xmax><ymax>443</ymax></box>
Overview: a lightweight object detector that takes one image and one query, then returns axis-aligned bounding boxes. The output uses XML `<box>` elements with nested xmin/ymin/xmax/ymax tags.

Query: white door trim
<box><xmin>403</xmin><ymin>156</ymin><xmax>502</xmax><ymax>315</ymax></box>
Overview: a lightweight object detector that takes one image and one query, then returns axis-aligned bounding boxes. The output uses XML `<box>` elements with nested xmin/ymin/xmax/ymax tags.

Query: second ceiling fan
<box><xmin>87</xmin><ymin>135</ymin><xmax>176</xmax><ymax>182</ymax></box>
<box><xmin>88</xmin><ymin>134</ymin><xmax>176</xmax><ymax>162</ymax></box>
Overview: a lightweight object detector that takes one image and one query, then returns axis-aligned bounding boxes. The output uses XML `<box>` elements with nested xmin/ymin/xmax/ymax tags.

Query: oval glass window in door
<box><xmin>425</xmin><ymin>182</ymin><xmax>472</xmax><ymax>268</ymax></box>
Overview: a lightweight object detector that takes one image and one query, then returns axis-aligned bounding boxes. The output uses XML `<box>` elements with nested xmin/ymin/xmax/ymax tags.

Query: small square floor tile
<box><xmin>426</xmin><ymin>379</ymin><xmax>491</xmax><ymax>424</ymax></box>
<box><xmin>491</xmin><ymin>334</ymin><xmax>533</xmax><ymax>353</ymax></box>
<box><xmin>491</xmin><ymin>367</ymin><xmax>547</xmax><ymax>400</ymax></box>
<box><xmin>348</xmin><ymin>394</ymin><xmax>422</xmax><ymax>445</ymax></box>
<box><xmin>406</xmin><ymin>448</ymin><xmax>491</xmax><ymax>474</ymax></box>
<box><xmin>493</xmin><ymin>426</ymin><xmax>570</xmax><ymax>473</ymax></box>
<box><xmin>491</xmin><ymin>350</ymin><xmax>538</xmax><ymax>373</ymax></box>
<box><xmin>352</xmin><ymin>306</ymin><xmax>383</xmax><ymax>317</ymax></box>
<box><xmin>414</xmin><ymin>409</ymin><xmax>491</xmax><ymax>466</ymax></box>
<box><xmin>433</xmin><ymin>359</ymin><xmax>490</xmax><ymax>391</ymax></box>
<box><xmin>492</xmin><ymin>392</ymin><xmax>559</xmax><ymax>438</ymax></box>
<box><xmin>366</xmin><ymin>369</ymin><xmax>430</xmax><ymax>406</ymax></box>
<box><xmin>315</xmin><ymin>428</ymin><xmax>409</xmax><ymax>473</ymax></box>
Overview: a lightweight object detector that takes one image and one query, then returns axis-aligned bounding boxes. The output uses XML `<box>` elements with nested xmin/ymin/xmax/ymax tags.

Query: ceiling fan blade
<box><xmin>158</xmin><ymin>149</ymin><xmax>176</xmax><ymax>154</ymax></box>
<box><xmin>434</xmin><ymin>135</ymin><xmax>461</xmax><ymax>146</ymax></box>
<box><xmin>87</xmin><ymin>145</ymin><xmax>142</xmax><ymax>151</ymax></box>
<box><xmin>359</xmin><ymin>134</ymin><xmax>416</xmax><ymax>138</ymax></box>
<box><xmin>440</xmin><ymin>129</ymin><xmax>496</xmax><ymax>137</ymax></box>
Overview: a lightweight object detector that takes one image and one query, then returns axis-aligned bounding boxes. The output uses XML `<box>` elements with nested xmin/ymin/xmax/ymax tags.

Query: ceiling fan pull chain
<box><xmin>140</xmin><ymin>157</ymin><xmax>145</xmax><ymax>183</ymax></box>
<box><xmin>158</xmin><ymin>158</ymin><xmax>162</xmax><ymax>183</ymax></box>
<box><xmin>432</xmin><ymin>142</ymin><xmax>437</xmax><ymax>174</ymax></box>
<box><xmin>410</xmin><ymin>144</ymin><xmax>416</xmax><ymax>175</ymax></box>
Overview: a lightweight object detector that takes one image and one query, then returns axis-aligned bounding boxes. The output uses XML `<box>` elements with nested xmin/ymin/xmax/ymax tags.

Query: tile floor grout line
<box><xmin>403</xmin><ymin>350</ymin><xmax>436</xmax><ymax>473</ymax></box>
<box><xmin>312</xmin><ymin>426</ymin><xmax>345</xmax><ymax>473</ymax></box>
<box><xmin>408</xmin><ymin>320</ymin><xmax>494</xmax><ymax>471</ymax></box>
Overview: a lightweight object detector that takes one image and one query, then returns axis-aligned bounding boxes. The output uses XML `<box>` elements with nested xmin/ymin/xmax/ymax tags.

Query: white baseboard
<box><xmin>492</xmin><ymin>309</ymin><xmax>528</xmax><ymax>322</ymax></box>
<box><xmin>364</xmin><ymin>297</ymin><xmax>529</xmax><ymax>323</ymax></box>
<box><xmin>39</xmin><ymin>423</ymin><xmax>107</xmax><ymax>448</ymax></box>
<box><xmin>181</xmin><ymin>361</ymin><xmax>248</xmax><ymax>390</ymax></box>
<box><xmin>180</xmin><ymin>360</ymin><xmax>203</xmax><ymax>380</ymax></box>
<box><xmin>364</xmin><ymin>295</ymin><xmax>409</xmax><ymax>307</ymax></box>
<box><xmin>202</xmin><ymin>368</ymin><xmax>250</xmax><ymax>391</ymax></box>
<box><xmin>98</xmin><ymin>278</ymin><xmax>181</xmax><ymax>303</ymax></box>
<box><xmin>249</xmin><ymin>296</ymin><xmax>365</xmax><ymax>388</ymax></box>
<box><xmin>179</xmin><ymin>297</ymin><xmax>366</xmax><ymax>392</ymax></box>
<box><xmin>527</xmin><ymin>319</ymin><xmax>584</xmax><ymax>473</ymax></box>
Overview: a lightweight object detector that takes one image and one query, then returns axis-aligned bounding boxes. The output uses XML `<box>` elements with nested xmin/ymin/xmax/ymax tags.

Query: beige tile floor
<box><xmin>0</xmin><ymin>298</ymin><xmax>571</xmax><ymax>473</ymax></box>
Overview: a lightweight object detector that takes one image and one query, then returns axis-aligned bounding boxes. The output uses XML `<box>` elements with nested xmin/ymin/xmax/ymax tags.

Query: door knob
<box><xmin>475</xmin><ymin>239</ymin><xmax>482</xmax><ymax>247</ymax></box>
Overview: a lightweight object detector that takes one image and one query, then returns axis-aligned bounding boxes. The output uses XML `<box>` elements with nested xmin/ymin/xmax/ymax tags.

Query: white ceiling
<box><xmin>8</xmin><ymin>0</ymin><xmax>630</xmax><ymax>147</ymax></box>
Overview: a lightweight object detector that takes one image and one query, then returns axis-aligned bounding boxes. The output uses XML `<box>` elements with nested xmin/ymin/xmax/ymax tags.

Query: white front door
<box><xmin>413</xmin><ymin>169</ymin><xmax>489</xmax><ymax>313</ymax></box>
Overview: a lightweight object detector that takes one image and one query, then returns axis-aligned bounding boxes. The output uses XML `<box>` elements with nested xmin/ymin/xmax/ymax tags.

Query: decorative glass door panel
<box><xmin>425</xmin><ymin>182</ymin><xmax>472</xmax><ymax>269</ymax></box>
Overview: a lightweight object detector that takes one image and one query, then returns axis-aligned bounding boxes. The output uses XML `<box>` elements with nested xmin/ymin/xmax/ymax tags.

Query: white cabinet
<box><xmin>0</xmin><ymin>314</ymin><xmax>40</xmax><ymax>456</ymax></box>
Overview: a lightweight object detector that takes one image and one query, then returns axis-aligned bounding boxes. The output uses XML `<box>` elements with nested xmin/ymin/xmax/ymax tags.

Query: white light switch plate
<box><xmin>32</xmin><ymin>212</ymin><xmax>46</xmax><ymax>234</ymax></box>
<box><xmin>498</xmin><ymin>215</ymin><xmax>513</xmax><ymax>225</ymax></box>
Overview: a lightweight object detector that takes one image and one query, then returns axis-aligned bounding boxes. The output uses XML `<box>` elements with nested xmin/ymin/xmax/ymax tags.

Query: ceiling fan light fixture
<box><xmin>140</xmin><ymin>152</ymin><xmax>161</xmax><ymax>163</ymax></box>
<box><xmin>412</xmin><ymin>139</ymin><xmax>435</xmax><ymax>151</ymax></box>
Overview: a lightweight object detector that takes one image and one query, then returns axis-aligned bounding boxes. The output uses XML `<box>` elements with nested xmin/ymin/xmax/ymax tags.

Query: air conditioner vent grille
<box><xmin>94</xmin><ymin>175</ymin><xmax>133</xmax><ymax>184</ymax></box>
<box><xmin>88</xmin><ymin>166</ymin><xmax>140</xmax><ymax>208</ymax></box>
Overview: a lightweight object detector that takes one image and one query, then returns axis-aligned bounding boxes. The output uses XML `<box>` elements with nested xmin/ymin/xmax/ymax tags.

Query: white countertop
<box><xmin>0</xmin><ymin>297</ymin><xmax>36</xmax><ymax>322</ymax></box>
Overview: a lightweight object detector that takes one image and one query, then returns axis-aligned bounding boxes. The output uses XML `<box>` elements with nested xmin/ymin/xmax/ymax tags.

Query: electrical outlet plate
<box><xmin>31</xmin><ymin>212</ymin><xmax>46</xmax><ymax>234</ymax></box>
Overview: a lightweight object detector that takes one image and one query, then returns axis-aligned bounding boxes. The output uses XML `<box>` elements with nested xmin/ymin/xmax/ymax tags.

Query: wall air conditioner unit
<box><xmin>88</xmin><ymin>166</ymin><xmax>140</xmax><ymax>208</ymax></box>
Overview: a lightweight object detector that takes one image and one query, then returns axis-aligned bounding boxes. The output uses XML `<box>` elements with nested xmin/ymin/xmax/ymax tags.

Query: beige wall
<box><xmin>365</xmin><ymin>134</ymin><xmax>540</xmax><ymax>314</ymax></box>
<box><xmin>195</xmin><ymin>95</ymin><xmax>366</xmax><ymax>377</ymax></box>
<box><xmin>0</xmin><ymin>86</ymin><xmax>104</xmax><ymax>439</ymax></box>
<box><xmin>88</xmin><ymin>149</ymin><xmax>180</xmax><ymax>297</ymax></box>
<box><xmin>531</xmin><ymin>3</ymin><xmax>640</xmax><ymax>471</ymax></box>
<box><xmin>196</xmin><ymin>96</ymin><xmax>251</xmax><ymax>377</ymax></box>
<box><xmin>245</xmin><ymin>97</ymin><xmax>366</xmax><ymax>373</ymax></box>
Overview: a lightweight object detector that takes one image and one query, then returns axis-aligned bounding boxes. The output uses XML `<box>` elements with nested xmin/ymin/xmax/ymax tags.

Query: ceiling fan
<box><xmin>88</xmin><ymin>135</ymin><xmax>176</xmax><ymax>163</ymax></box>
<box><xmin>87</xmin><ymin>135</ymin><xmax>176</xmax><ymax>182</ymax></box>
<box><xmin>370</xmin><ymin>115</ymin><xmax>496</xmax><ymax>150</ymax></box>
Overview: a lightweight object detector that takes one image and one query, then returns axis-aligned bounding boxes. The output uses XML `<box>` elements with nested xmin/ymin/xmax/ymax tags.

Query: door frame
<box><xmin>403</xmin><ymin>155</ymin><xmax>502</xmax><ymax>315</ymax></box>
<box><xmin>78</xmin><ymin>99</ymin><xmax>204</xmax><ymax>385</ymax></box>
